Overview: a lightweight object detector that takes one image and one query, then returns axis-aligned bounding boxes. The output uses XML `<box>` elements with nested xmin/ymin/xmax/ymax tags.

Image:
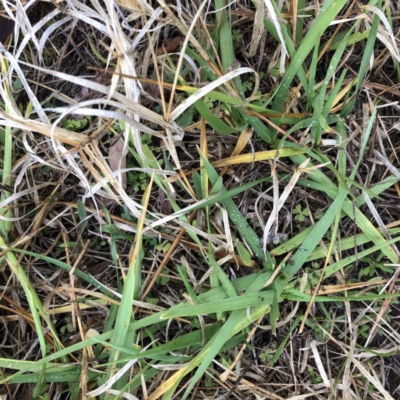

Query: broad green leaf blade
<box><xmin>236</xmin><ymin>241</ymin><xmax>252</xmax><ymax>266</ymax></box>
<box><xmin>161</xmin><ymin>292</ymin><xmax>274</xmax><ymax>319</ymax></box>
<box><xmin>194</xmin><ymin>100</ymin><xmax>239</xmax><ymax>134</ymax></box>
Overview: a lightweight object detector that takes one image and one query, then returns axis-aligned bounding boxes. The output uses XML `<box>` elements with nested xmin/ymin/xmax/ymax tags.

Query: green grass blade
<box><xmin>272</xmin><ymin>0</ymin><xmax>346</xmax><ymax>111</ymax></box>
<box><xmin>180</xmin><ymin>271</ymin><xmax>274</xmax><ymax>399</ymax></box>
<box><xmin>0</xmin><ymin>58</ymin><xmax>13</xmax><ymax>233</ymax></box>
<box><xmin>284</xmin><ymin>290</ymin><xmax>400</xmax><ymax>303</ymax></box>
<box><xmin>271</xmin><ymin>314</ymin><xmax>302</xmax><ymax>365</ymax></box>
<box><xmin>284</xmin><ymin>189</ymin><xmax>348</xmax><ymax>276</ymax></box>
<box><xmin>105</xmin><ymin>179</ymin><xmax>151</xmax><ymax>395</ymax></box>
<box><xmin>200</xmin><ymin>153</ymin><xmax>274</xmax><ymax>268</ymax></box>
<box><xmin>5</xmin><ymin>247</ymin><xmax>116</xmax><ymax>298</ymax></box>
<box><xmin>208</xmin><ymin>250</ymin><xmax>237</xmax><ymax>297</ymax></box>
<box><xmin>194</xmin><ymin>100</ymin><xmax>239</xmax><ymax>134</ymax></box>
<box><xmin>215</xmin><ymin>0</ymin><xmax>245</xmax><ymax>97</ymax></box>
<box><xmin>341</xmin><ymin>0</ymin><xmax>381</xmax><ymax>117</ymax></box>
<box><xmin>261</xmin><ymin>6</ymin><xmax>309</xmax><ymax>98</ymax></box>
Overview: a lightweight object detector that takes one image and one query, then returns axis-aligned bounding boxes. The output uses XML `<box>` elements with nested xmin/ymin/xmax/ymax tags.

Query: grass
<box><xmin>0</xmin><ymin>0</ymin><xmax>400</xmax><ymax>399</ymax></box>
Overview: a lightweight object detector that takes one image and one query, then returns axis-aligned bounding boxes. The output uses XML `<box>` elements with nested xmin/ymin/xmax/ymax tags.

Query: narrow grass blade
<box><xmin>105</xmin><ymin>175</ymin><xmax>153</xmax><ymax>396</ymax></box>
<box><xmin>283</xmin><ymin>189</ymin><xmax>348</xmax><ymax>277</ymax></box>
<box><xmin>272</xmin><ymin>0</ymin><xmax>346</xmax><ymax>111</ymax></box>
<box><xmin>194</xmin><ymin>99</ymin><xmax>239</xmax><ymax>134</ymax></box>
<box><xmin>201</xmin><ymin>153</ymin><xmax>273</xmax><ymax>268</ymax></box>
<box><xmin>341</xmin><ymin>0</ymin><xmax>381</xmax><ymax>117</ymax></box>
<box><xmin>215</xmin><ymin>0</ymin><xmax>241</xmax><ymax>78</ymax></box>
<box><xmin>0</xmin><ymin>57</ymin><xmax>14</xmax><ymax>233</ymax></box>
